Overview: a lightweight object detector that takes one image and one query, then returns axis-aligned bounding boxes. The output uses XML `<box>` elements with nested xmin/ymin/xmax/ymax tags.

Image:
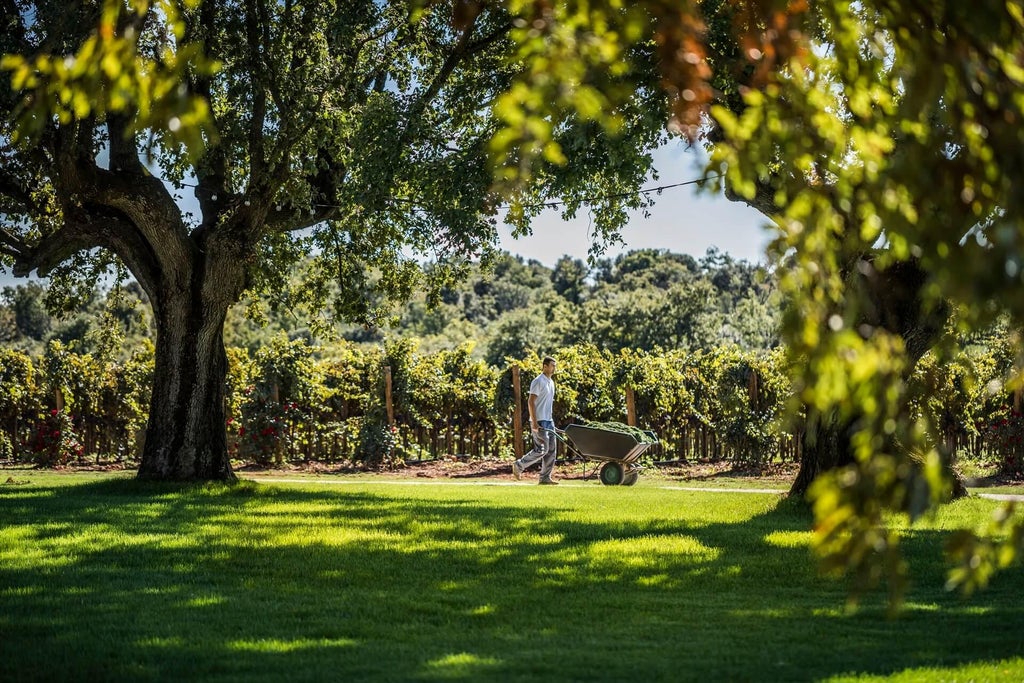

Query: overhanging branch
<box><xmin>10</xmin><ymin>222</ymin><xmax>100</xmax><ymax>277</ymax></box>
<box><xmin>723</xmin><ymin>178</ymin><xmax>778</xmax><ymax>218</ymax></box>
<box><xmin>0</xmin><ymin>225</ymin><xmax>28</xmax><ymax>261</ymax></box>
<box><xmin>264</xmin><ymin>204</ymin><xmax>339</xmax><ymax>234</ymax></box>
<box><xmin>0</xmin><ymin>171</ymin><xmax>39</xmax><ymax>214</ymax></box>
<box><xmin>10</xmin><ymin>211</ymin><xmax>161</xmax><ymax>298</ymax></box>
<box><xmin>407</xmin><ymin>18</ymin><xmax>511</xmax><ymax>125</ymax></box>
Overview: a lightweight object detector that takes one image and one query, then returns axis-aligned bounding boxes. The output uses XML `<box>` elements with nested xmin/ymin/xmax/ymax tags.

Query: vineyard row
<box><xmin>0</xmin><ymin>336</ymin><xmax>1020</xmax><ymax>471</ymax></box>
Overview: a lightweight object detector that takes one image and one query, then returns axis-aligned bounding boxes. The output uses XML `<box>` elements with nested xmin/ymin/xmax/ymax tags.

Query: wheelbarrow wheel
<box><xmin>622</xmin><ymin>470</ymin><xmax>639</xmax><ymax>486</ymax></box>
<box><xmin>599</xmin><ymin>462</ymin><xmax>624</xmax><ymax>486</ymax></box>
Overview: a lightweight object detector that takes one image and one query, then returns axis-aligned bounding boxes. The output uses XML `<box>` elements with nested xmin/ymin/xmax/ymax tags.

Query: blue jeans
<box><xmin>517</xmin><ymin>420</ymin><xmax>556</xmax><ymax>482</ymax></box>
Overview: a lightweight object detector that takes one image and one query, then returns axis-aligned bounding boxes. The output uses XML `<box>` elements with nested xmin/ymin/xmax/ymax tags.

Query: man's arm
<box><xmin>528</xmin><ymin>393</ymin><xmax>539</xmax><ymax>432</ymax></box>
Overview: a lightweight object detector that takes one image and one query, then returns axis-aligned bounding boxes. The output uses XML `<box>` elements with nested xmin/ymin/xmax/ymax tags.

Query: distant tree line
<box><xmin>409</xmin><ymin>247</ymin><xmax>782</xmax><ymax>364</ymax></box>
<box><xmin>1</xmin><ymin>247</ymin><xmax>780</xmax><ymax>363</ymax></box>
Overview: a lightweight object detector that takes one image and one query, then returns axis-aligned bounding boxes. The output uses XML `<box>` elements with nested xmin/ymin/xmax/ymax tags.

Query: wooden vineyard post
<box><xmin>748</xmin><ymin>369</ymin><xmax>760</xmax><ymax>410</ymax></box>
<box><xmin>269</xmin><ymin>382</ymin><xmax>283</xmax><ymax>463</ymax></box>
<box><xmin>512</xmin><ymin>365</ymin><xmax>523</xmax><ymax>460</ymax></box>
<box><xmin>384</xmin><ymin>366</ymin><xmax>395</xmax><ymax>426</ymax></box>
<box><xmin>625</xmin><ymin>386</ymin><xmax>637</xmax><ymax>427</ymax></box>
<box><xmin>54</xmin><ymin>387</ymin><xmax>64</xmax><ymax>412</ymax></box>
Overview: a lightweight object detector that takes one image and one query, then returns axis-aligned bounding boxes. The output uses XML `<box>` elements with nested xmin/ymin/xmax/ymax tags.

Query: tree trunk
<box><xmin>136</xmin><ymin>241</ymin><xmax>245</xmax><ymax>482</ymax></box>
<box><xmin>788</xmin><ymin>257</ymin><xmax>968</xmax><ymax>500</ymax></box>
<box><xmin>789</xmin><ymin>416</ymin><xmax>855</xmax><ymax>497</ymax></box>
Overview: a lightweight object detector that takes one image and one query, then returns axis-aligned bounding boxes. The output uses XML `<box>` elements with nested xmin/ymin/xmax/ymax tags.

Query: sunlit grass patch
<box><xmin>227</xmin><ymin>637</ymin><xmax>359</xmax><ymax>653</ymax></box>
<box><xmin>764</xmin><ymin>530</ymin><xmax>814</xmax><ymax>548</ymax></box>
<box><xmin>825</xmin><ymin>657</ymin><xmax>1024</xmax><ymax>682</ymax></box>
<box><xmin>422</xmin><ymin>652</ymin><xmax>502</xmax><ymax>679</ymax></box>
<box><xmin>586</xmin><ymin>534</ymin><xmax>720</xmax><ymax>568</ymax></box>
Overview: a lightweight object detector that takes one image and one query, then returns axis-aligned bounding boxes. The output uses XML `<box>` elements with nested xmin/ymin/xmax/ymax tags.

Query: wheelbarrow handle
<box><xmin>529</xmin><ymin>426</ymin><xmax>564</xmax><ymax>436</ymax></box>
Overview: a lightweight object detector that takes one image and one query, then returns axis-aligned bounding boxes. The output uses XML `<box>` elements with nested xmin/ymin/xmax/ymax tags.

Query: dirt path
<box><xmin>238</xmin><ymin>458</ymin><xmax>1024</xmax><ymax>501</ymax></box>
<box><xmin>12</xmin><ymin>457</ymin><xmax>1024</xmax><ymax>500</ymax></box>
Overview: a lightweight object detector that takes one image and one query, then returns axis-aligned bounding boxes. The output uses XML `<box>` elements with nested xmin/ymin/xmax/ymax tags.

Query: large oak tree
<box><xmin>0</xmin><ymin>0</ymin><xmax>667</xmax><ymax>480</ymax></box>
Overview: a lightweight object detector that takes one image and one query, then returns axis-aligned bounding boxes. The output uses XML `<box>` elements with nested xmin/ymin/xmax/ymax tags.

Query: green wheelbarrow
<box><xmin>556</xmin><ymin>423</ymin><xmax>659</xmax><ymax>486</ymax></box>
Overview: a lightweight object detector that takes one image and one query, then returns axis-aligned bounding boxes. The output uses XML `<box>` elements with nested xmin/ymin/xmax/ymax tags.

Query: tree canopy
<box><xmin>708</xmin><ymin>0</ymin><xmax>1024</xmax><ymax>603</ymax></box>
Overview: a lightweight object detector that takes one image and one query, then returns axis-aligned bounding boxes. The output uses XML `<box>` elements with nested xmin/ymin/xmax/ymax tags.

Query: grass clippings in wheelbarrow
<box><xmin>574</xmin><ymin>419</ymin><xmax>658</xmax><ymax>443</ymax></box>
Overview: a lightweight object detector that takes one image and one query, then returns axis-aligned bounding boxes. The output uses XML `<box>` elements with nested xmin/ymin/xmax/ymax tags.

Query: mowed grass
<box><xmin>2</xmin><ymin>471</ymin><xmax>1024</xmax><ymax>682</ymax></box>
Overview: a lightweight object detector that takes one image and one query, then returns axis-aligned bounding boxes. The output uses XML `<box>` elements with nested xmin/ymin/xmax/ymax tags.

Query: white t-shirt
<box><xmin>529</xmin><ymin>373</ymin><xmax>555</xmax><ymax>422</ymax></box>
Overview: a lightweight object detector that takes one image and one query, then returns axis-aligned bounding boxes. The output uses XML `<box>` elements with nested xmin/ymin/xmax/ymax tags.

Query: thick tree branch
<box><xmin>704</xmin><ymin>117</ymin><xmax>785</xmax><ymax>219</ymax></box>
<box><xmin>0</xmin><ymin>171</ymin><xmax>39</xmax><ymax>214</ymax></box>
<box><xmin>408</xmin><ymin>18</ymin><xmax>501</xmax><ymax>124</ymax></box>
<box><xmin>723</xmin><ymin>178</ymin><xmax>778</xmax><ymax>218</ymax></box>
<box><xmin>108</xmin><ymin>114</ymin><xmax>144</xmax><ymax>175</ymax></box>
<box><xmin>186</xmin><ymin>0</ymin><xmax>228</xmax><ymax>231</ymax></box>
<box><xmin>87</xmin><ymin>168</ymin><xmax>194</xmax><ymax>283</ymax></box>
<box><xmin>464</xmin><ymin>19</ymin><xmax>512</xmax><ymax>57</ymax></box>
<box><xmin>247</xmin><ymin>0</ymin><xmax>269</xmax><ymax>180</ymax></box>
<box><xmin>9</xmin><ymin>218</ymin><xmax>99</xmax><ymax>277</ymax></box>
<box><xmin>10</xmin><ymin>208</ymin><xmax>131</xmax><ymax>274</ymax></box>
<box><xmin>264</xmin><ymin>204</ymin><xmax>339</xmax><ymax>234</ymax></box>
<box><xmin>51</xmin><ymin>124</ymin><xmax>92</xmax><ymax>204</ymax></box>
<box><xmin>0</xmin><ymin>225</ymin><xmax>28</xmax><ymax>256</ymax></box>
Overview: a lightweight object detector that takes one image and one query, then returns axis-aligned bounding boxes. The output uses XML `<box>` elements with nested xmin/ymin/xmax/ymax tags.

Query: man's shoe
<box><xmin>512</xmin><ymin>461</ymin><xmax>523</xmax><ymax>480</ymax></box>
<box><xmin>538</xmin><ymin>479</ymin><xmax>558</xmax><ymax>485</ymax></box>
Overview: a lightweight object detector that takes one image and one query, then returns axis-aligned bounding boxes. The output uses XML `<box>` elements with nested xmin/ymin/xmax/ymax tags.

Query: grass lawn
<box><xmin>2</xmin><ymin>470</ymin><xmax>1023</xmax><ymax>682</ymax></box>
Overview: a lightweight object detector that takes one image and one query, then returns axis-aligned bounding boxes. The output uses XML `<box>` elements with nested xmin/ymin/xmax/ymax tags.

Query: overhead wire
<box><xmin>164</xmin><ymin>173</ymin><xmax>725</xmax><ymax>213</ymax></box>
<box><xmin>509</xmin><ymin>174</ymin><xmax>723</xmax><ymax>210</ymax></box>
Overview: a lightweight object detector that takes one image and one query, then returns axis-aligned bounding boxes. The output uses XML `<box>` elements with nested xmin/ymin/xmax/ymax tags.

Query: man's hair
<box><xmin>542</xmin><ymin>356</ymin><xmax>556</xmax><ymax>366</ymax></box>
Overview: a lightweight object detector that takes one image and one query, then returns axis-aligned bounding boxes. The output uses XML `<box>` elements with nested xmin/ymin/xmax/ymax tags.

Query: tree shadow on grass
<box><xmin>1</xmin><ymin>479</ymin><xmax>1022</xmax><ymax>681</ymax></box>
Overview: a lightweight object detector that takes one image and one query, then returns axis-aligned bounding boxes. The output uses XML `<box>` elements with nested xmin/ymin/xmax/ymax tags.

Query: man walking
<box><xmin>512</xmin><ymin>356</ymin><xmax>559</xmax><ymax>485</ymax></box>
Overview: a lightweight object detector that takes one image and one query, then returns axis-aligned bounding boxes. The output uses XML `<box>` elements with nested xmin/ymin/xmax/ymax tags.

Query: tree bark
<box><xmin>135</xmin><ymin>235</ymin><xmax>246</xmax><ymax>482</ymax></box>
<box><xmin>136</xmin><ymin>298</ymin><xmax>234</xmax><ymax>481</ymax></box>
<box><xmin>789</xmin><ymin>416</ymin><xmax>856</xmax><ymax>497</ymax></box>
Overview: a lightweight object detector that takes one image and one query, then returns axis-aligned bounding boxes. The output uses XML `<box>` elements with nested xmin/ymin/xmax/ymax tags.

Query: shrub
<box><xmin>984</xmin><ymin>411</ymin><xmax>1024</xmax><ymax>477</ymax></box>
<box><xmin>28</xmin><ymin>409</ymin><xmax>84</xmax><ymax>467</ymax></box>
<box><xmin>356</xmin><ymin>412</ymin><xmax>398</xmax><ymax>467</ymax></box>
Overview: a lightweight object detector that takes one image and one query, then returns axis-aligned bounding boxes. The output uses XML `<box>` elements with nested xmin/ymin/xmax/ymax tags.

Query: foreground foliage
<box><xmin>706</xmin><ymin>0</ymin><xmax>1024</xmax><ymax>604</ymax></box>
<box><xmin>1</xmin><ymin>472</ymin><xmax>1023</xmax><ymax>681</ymax></box>
<box><xmin>474</xmin><ymin>0</ymin><xmax>1024</xmax><ymax>606</ymax></box>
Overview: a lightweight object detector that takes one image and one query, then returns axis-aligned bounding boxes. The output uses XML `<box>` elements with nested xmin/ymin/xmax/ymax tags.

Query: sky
<box><xmin>0</xmin><ymin>142</ymin><xmax>773</xmax><ymax>289</ymax></box>
<box><xmin>497</xmin><ymin>142</ymin><xmax>773</xmax><ymax>267</ymax></box>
